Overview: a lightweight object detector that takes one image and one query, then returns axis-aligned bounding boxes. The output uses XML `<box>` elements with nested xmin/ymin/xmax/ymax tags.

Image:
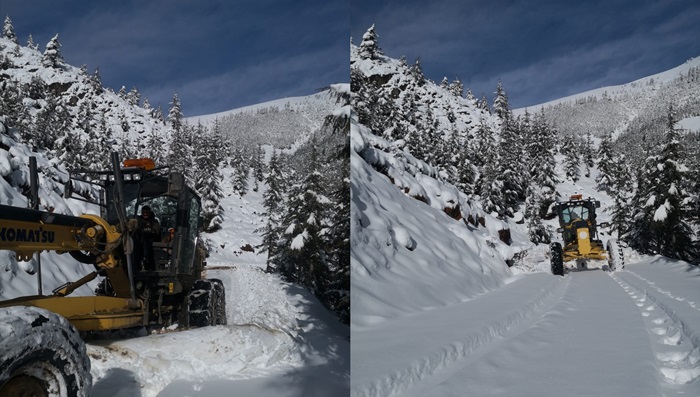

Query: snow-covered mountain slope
<box><xmin>515</xmin><ymin>55</ymin><xmax>700</xmax><ymax>142</ymax></box>
<box><xmin>186</xmin><ymin>89</ymin><xmax>337</xmax><ymax>151</ymax></box>
<box><xmin>517</xmin><ymin>56</ymin><xmax>700</xmax><ymax>112</ymax></box>
<box><xmin>0</xmin><ymin>36</ymin><xmax>169</xmax><ymax>156</ymax></box>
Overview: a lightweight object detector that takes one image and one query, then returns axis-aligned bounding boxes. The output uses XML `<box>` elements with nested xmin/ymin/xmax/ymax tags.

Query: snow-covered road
<box><xmin>89</xmin><ymin>265</ymin><xmax>350</xmax><ymax>397</ymax></box>
<box><xmin>351</xmin><ymin>256</ymin><xmax>700</xmax><ymax>397</ymax></box>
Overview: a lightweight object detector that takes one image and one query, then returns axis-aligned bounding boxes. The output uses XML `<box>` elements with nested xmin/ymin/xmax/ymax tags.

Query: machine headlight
<box><xmin>578</xmin><ymin>230</ymin><xmax>588</xmax><ymax>239</ymax></box>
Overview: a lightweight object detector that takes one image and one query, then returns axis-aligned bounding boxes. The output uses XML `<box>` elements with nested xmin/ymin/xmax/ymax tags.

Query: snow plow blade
<box><xmin>0</xmin><ymin>295</ymin><xmax>145</xmax><ymax>331</ymax></box>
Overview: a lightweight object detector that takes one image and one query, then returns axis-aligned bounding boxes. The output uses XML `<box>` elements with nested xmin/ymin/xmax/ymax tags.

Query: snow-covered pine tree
<box><xmin>258</xmin><ymin>149</ymin><xmax>285</xmax><ymax>273</ymax></box>
<box><xmin>647</xmin><ymin>105</ymin><xmax>694</xmax><ymax>260</ymax></box>
<box><xmin>626</xmin><ymin>134</ymin><xmax>664</xmax><ymax>255</ymax></box>
<box><xmin>41</xmin><ymin>34</ymin><xmax>64</xmax><ymax>68</ymax></box>
<box><xmin>251</xmin><ymin>143</ymin><xmax>265</xmax><ymax>192</ymax></box>
<box><xmin>27</xmin><ymin>34</ymin><xmax>39</xmax><ymax>51</ymax></box>
<box><xmin>595</xmin><ymin>132</ymin><xmax>616</xmax><ymax>192</ymax></box>
<box><xmin>274</xmin><ymin>135</ymin><xmax>329</xmax><ymax>293</ymax></box>
<box><xmin>166</xmin><ymin>93</ymin><xmax>193</xmax><ymax>178</ymax></box>
<box><xmin>562</xmin><ymin>134</ymin><xmax>581</xmax><ymax>183</ymax></box>
<box><xmin>229</xmin><ymin>147</ymin><xmax>248</xmax><ymax>196</ymax></box>
<box><xmin>193</xmin><ymin>124</ymin><xmax>224</xmax><ymax>232</ymax></box>
<box><xmin>410</xmin><ymin>57</ymin><xmax>425</xmax><ymax>84</ymax></box>
<box><xmin>527</xmin><ymin>109</ymin><xmax>559</xmax><ymax>214</ymax></box>
<box><xmin>319</xmin><ymin>85</ymin><xmax>350</xmax><ymax>323</ymax></box>
<box><xmin>449</xmin><ymin>78</ymin><xmax>464</xmax><ymax>98</ymax></box>
<box><xmin>440</xmin><ymin>77</ymin><xmax>449</xmax><ymax>89</ymax></box>
<box><xmin>127</xmin><ymin>87</ymin><xmax>141</xmax><ymax>107</ymax></box>
<box><xmin>582</xmin><ymin>130</ymin><xmax>594</xmax><ymax>178</ymax></box>
<box><xmin>525</xmin><ymin>184</ymin><xmax>550</xmax><ymax>244</ymax></box>
<box><xmin>88</xmin><ymin>67</ymin><xmax>103</xmax><ymax>94</ymax></box>
<box><xmin>34</xmin><ymin>91</ymin><xmax>68</xmax><ymax>153</ymax></box>
<box><xmin>358</xmin><ymin>24</ymin><xmax>382</xmax><ymax>60</ymax></box>
<box><xmin>3</xmin><ymin>16</ymin><xmax>19</xmax><ymax>44</ymax></box>
<box><xmin>492</xmin><ymin>80</ymin><xmax>510</xmax><ymax>122</ymax></box>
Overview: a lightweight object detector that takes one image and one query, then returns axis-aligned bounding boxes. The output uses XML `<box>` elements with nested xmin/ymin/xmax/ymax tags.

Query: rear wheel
<box><xmin>606</xmin><ymin>239</ymin><xmax>625</xmax><ymax>271</ymax></box>
<box><xmin>0</xmin><ymin>307</ymin><xmax>91</xmax><ymax>397</ymax></box>
<box><xmin>550</xmin><ymin>242</ymin><xmax>564</xmax><ymax>276</ymax></box>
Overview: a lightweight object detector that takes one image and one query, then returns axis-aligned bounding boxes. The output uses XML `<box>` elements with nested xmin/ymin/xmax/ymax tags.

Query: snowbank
<box><xmin>350</xmin><ymin>117</ymin><xmax>513</xmax><ymax>328</ymax></box>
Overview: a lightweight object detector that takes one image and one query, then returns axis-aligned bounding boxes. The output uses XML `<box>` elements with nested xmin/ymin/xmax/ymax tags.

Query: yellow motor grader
<box><xmin>0</xmin><ymin>153</ymin><xmax>226</xmax><ymax>396</ymax></box>
<box><xmin>549</xmin><ymin>194</ymin><xmax>624</xmax><ymax>276</ymax></box>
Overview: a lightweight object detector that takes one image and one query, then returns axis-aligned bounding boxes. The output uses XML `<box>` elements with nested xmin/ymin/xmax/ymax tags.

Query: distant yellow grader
<box><xmin>550</xmin><ymin>195</ymin><xmax>624</xmax><ymax>275</ymax></box>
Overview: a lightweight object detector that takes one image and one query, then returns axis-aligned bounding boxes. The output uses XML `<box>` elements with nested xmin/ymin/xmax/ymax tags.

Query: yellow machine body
<box><xmin>0</xmin><ymin>205</ymin><xmax>146</xmax><ymax>331</ymax></box>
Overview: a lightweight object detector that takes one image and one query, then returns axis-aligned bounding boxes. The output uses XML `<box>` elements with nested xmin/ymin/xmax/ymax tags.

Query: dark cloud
<box><xmin>0</xmin><ymin>0</ymin><xmax>348</xmax><ymax>116</ymax></box>
<box><xmin>351</xmin><ymin>0</ymin><xmax>700</xmax><ymax>108</ymax></box>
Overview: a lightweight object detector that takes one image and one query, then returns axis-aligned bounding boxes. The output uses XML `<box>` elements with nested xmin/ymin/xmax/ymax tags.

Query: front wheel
<box><xmin>550</xmin><ymin>242</ymin><xmax>564</xmax><ymax>276</ymax></box>
<box><xmin>0</xmin><ymin>306</ymin><xmax>92</xmax><ymax>397</ymax></box>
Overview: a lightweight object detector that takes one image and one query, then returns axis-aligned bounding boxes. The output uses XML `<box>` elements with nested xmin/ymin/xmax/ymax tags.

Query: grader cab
<box><xmin>549</xmin><ymin>195</ymin><xmax>624</xmax><ymax>275</ymax></box>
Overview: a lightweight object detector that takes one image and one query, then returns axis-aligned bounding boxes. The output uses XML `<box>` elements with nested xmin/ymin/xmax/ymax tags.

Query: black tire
<box><xmin>550</xmin><ymin>242</ymin><xmax>564</xmax><ymax>276</ymax></box>
<box><xmin>0</xmin><ymin>306</ymin><xmax>91</xmax><ymax>397</ymax></box>
<box><xmin>606</xmin><ymin>239</ymin><xmax>625</xmax><ymax>271</ymax></box>
<box><xmin>187</xmin><ymin>279</ymin><xmax>226</xmax><ymax>327</ymax></box>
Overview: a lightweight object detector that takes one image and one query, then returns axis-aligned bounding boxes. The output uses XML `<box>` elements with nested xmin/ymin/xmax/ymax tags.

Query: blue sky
<box><xmin>351</xmin><ymin>0</ymin><xmax>700</xmax><ymax>109</ymax></box>
<box><xmin>1</xmin><ymin>0</ymin><xmax>348</xmax><ymax>116</ymax></box>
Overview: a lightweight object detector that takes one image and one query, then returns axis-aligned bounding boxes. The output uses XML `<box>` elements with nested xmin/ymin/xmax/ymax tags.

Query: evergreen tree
<box><xmin>258</xmin><ymin>150</ymin><xmax>285</xmax><ymax>272</ymax></box>
<box><xmin>595</xmin><ymin>132</ymin><xmax>616</xmax><ymax>192</ymax></box>
<box><xmin>251</xmin><ymin>143</ymin><xmax>265</xmax><ymax>192</ymax></box>
<box><xmin>582</xmin><ymin>130</ymin><xmax>595</xmax><ymax>177</ymax></box>
<box><xmin>449</xmin><ymin>78</ymin><xmax>464</xmax><ymax>98</ymax></box>
<box><xmin>440</xmin><ymin>77</ymin><xmax>449</xmax><ymax>89</ymax></box>
<box><xmin>27</xmin><ymin>34</ymin><xmax>39</xmax><ymax>51</ymax></box>
<box><xmin>88</xmin><ymin>67</ymin><xmax>104</xmax><ymax>94</ymax></box>
<box><xmin>527</xmin><ymin>109</ymin><xmax>559</xmax><ymax>214</ymax></box>
<box><xmin>358</xmin><ymin>24</ymin><xmax>382</xmax><ymax>60</ymax></box>
<box><xmin>273</xmin><ymin>135</ymin><xmax>329</xmax><ymax>292</ymax></box>
<box><xmin>562</xmin><ymin>135</ymin><xmax>581</xmax><ymax>183</ymax></box>
<box><xmin>3</xmin><ymin>16</ymin><xmax>18</xmax><ymax>44</ymax></box>
<box><xmin>42</xmin><ymin>34</ymin><xmax>64</xmax><ymax>68</ymax></box>
<box><xmin>166</xmin><ymin>93</ymin><xmax>193</xmax><ymax>178</ymax></box>
<box><xmin>194</xmin><ymin>125</ymin><xmax>224</xmax><ymax>232</ymax></box>
<box><xmin>229</xmin><ymin>147</ymin><xmax>248</xmax><ymax>196</ymax></box>
<box><xmin>492</xmin><ymin>80</ymin><xmax>510</xmax><ymax>122</ymax></box>
<box><xmin>320</xmin><ymin>85</ymin><xmax>350</xmax><ymax>323</ymax></box>
<box><xmin>646</xmin><ymin>106</ymin><xmax>694</xmax><ymax>260</ymax></box>
<box><xmin>525</xmin><ymin>184</ymin><xmax>550</xmax><ymax>244</ymax></box>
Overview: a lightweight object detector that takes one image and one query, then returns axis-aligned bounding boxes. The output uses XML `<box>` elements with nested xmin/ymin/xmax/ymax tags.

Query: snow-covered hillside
<box><xmin>520</xmin><ymin>55</ymin><xmax>700</xmax><ymax>153</ymax></box>
<box><xmin>0</xmin><ymin>36</ymin><xmax>170</xmax><ymax>165</ymax></box>
<box><xmin>186</xmin><ymin>90</ymin><xmax>337</xmax><ymax>152</ymax></box>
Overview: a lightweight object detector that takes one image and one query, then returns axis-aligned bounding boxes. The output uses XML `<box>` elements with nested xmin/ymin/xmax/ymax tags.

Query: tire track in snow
<box><xmin>623</xmin><ymin>269</ymin><xmax>700</xmax><ymax>314</ymax></box>
<box><xmin>610</xmin><ymin>273</ymin><xmax>700</xmax><ymax>390</ymax></box>
<box><xmin>352</xmin><ymin>276</ymin><xmax>571</xmax><ymax>397</ymax></box>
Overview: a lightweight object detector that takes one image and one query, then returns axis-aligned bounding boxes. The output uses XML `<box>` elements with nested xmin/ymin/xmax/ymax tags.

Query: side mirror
<box><xmin>168</xmin><ymin>172</ymin><xmax>185</xmax><ymax>197</ymax></box>
<box><xmin>599</xmin><ymin>222</ymin><xmax>610</xmax><ymax>228</ymax></box>
<box><xmin>595</xmin><ymin>201</ymin><xmax>601</xmax><ymax>208</ymax></box>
